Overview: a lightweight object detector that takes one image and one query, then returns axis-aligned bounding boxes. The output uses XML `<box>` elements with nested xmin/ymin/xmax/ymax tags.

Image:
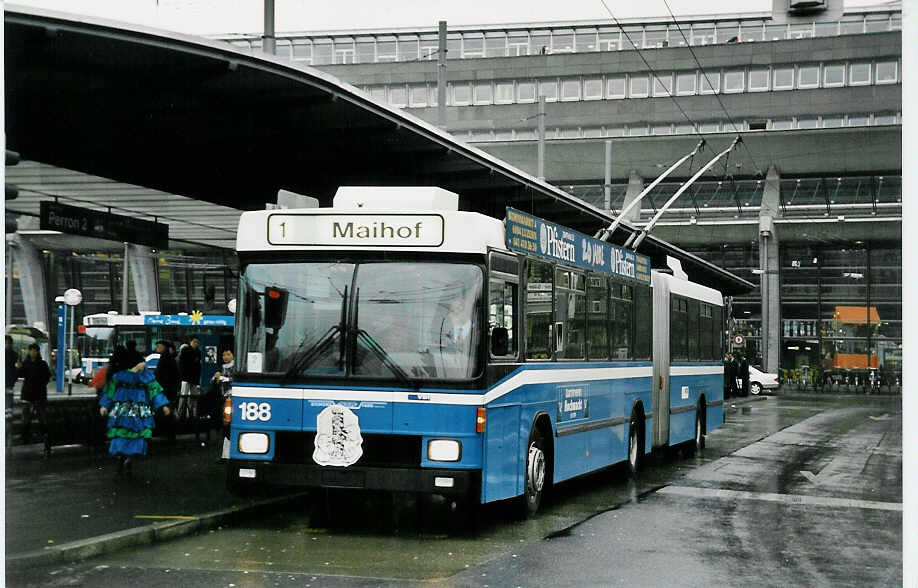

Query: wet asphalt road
<box><xmin>7</xmin><ymin>395</ymin><xmax>902</xmax><ymax>587</ymax></box>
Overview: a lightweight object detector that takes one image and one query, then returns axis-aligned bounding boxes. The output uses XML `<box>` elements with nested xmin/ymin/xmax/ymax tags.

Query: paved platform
<box><xmin>4</xmin><ymin>433</ymin><xmax>303</xmax><ymax>570</ymax></box>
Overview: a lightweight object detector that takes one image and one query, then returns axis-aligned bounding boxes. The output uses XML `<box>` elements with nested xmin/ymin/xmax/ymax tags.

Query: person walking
<box><xmin>153</xmin><ymin>340</ymin><xmax>180</xmax><ymax>440</ymax></box>
<box><xmin>6</xmin><ymin>336</ymin><xmax>20</xmax><ymax>449</ymax></box>
<box><xmin>153</xmin><ymin>340</ymin><xmax>180</xmax><ymax>405</ymax></box>
<box><xmin>98</xmin><ymin>345</ymin><xmax>171</xmax><ymax>476</ymax></box>
<box><xmin>177</xmin><ymin>336</ymin><xmax>202</xmax><ymax>421</ymax></box>
<box><xmin>724</xmin><ymin>352</ymin><xmax>737</xmax><ymax>400</ymax></box>
<box><xmin>17</xmin><ymin>343</ymin><xmax>51</xmax><ymax>447</ymax></box>
<box><xmin>212</xmin><ymin>349</ymin><xmax>234</xmax><ymax>460</ymax></box>
<box><xmin>738</xmin><ymin>351</ymin><xmax>750</xmax><ymax>397</ymax></box>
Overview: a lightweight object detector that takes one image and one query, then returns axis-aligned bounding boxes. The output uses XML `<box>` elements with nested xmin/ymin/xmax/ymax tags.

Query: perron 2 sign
<box><xmin>40</xmin><ymin>201</ymin><xmax>169</xmax><ymax>249</ymax></box>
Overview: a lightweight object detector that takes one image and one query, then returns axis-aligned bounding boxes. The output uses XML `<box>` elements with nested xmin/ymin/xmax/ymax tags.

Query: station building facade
<box><xmin>218</xmin><ymin>2</ymin><xmax>902</xmax><ymax>383</ymax></box>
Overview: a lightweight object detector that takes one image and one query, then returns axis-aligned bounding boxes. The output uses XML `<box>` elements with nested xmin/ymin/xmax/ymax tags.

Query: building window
<box><xmin>368</xmin><ymin>86</ymin><xmax>386</xmax><ymax>102</ymax></box>
<box><xmin>823</xmin><ymin>63</ymin><xmax>845</xmax><ymax>87</ymax></box>
<box><xmin>875</xmin><ymin>61</ymin><xmax>898</xmax><ymax>83</ymax></box>
<box><xmin>772</xmin><ymin>66</ymin><xmax>794</xmax><ymax>90</ymax></box>
<box><xmin>699</xmin><ymin>71</ymin><xmax>720</xmax><ymax>94</ymax></box>
<box><xmin>552</xmin><ymin>31</ymin><xmax>575</xmax><ymax>53</ymax></box>
<box><xmin>676</xmin><ymin>72</ymin><xmax>696</xmax><ymax>95</ymax></box>
<box><xmin>848</xmin><ymin>114</ymin><xmax>869</xmax><ymax>127</ymax></box>
<box><xmin>823</xmin><ymin>116</ymin><xmax>844</xmax><ymax>128</ymax></box>
<box><xmin>723</xmin><ymin>70</ymin><xmax>745</xmax><ymax>93</ymax></box>
<box><xmin>797</xmin><ymin>118</ymin><xmax>819</xmax><ymax>129</ymax></box>
<box><xmin>495</xmin><ymin>81</ymin><xmax>514</xmax><ymax>104</ymax></box>
<box><xmin>376</xmin><ymin>39</ymin><xmax>397</xmax><ymax>62</ymax></box>
<box><xmin>485</xmin><ymin>34</ymin><xmax>507</xmax><ymax>58</ymax></box>
<box><xmin>508</xmin><ymin>32</ymin><xmax>529</xmax><ymax>56</ymax></box>
<box><xmin>628</xmin><ymin>123</ymin><xmax>648</xmax><ymax>136</ymax></box>
<box><xmin>652</xmin><ymin>124</ymin><xmax>672</xmax><ymax>135</ymax></box>
<box><xmin>561</xmin><ymin>78</ymin><xmax>582</xmax><ymax>101</ymax></box>
<box><xmin>698</xmin><ymin>121</ymin><xmax>720</xmax><ymax>133</ymax></box>
<box><xmin>607</xmin><ymin>76</ymin><xmax>626</xmax><ymax>98</ymax></box>
<box><xmin>874</xmin><ymin>113</ymin><xmax>898</xmax><ymax>125</ymax></box>
<box><xmin>798</xmin><ymin>65</ymin><xmax>819</xmax><ymax>88</ymax></box>
<box><xmin>848</xmin><ymin>62</ymin><xmax>871</xmax><ymax>85</ymax></box>
<box><xmin>356</xmin><ymin>38</ymin><xmax>375</xmax><ymax>63</ymax></box>
<box><xmin>398</xmin><ymin>38</ymin><xmax>419</xmax><ymax>62</ymax></box>
<box><xmin>462</xmin><ymin>35</ymin><xmax>484</xmax><ymax>58</ymax></box>
<box><xmin>539</xmin><ymin>79</ymin><xmax>559</xmax><ymax>102</ymax></box>
<box><xmin>388</xmin><ymin>85</ymin><xmax>407</xmax><ymax>107</ymax></box>
<box><xmin>583</xmin><ymin>77</ymin><xmax>603</xmax><ymax>100</ymax></box>
<box><xmin>583</xmin><ymin>126</ymin><xmax>603</xmax><ymax>137</ymax></box>
<box><xmin>474</xmin><ymin>82</ymin><xmax>493</xmax><ymax>104</ymax></box>
<box><xmin>748</xmin><ymin>68</ymin><xmax>769</xmax><ymax>91</ymax></box>
<box><xmin>629</xmin><ymin>74</ymin><xmax>649</xmax><ymax>98</ymax></box>
<box><xmin>408</xmin><ymin>84</ymin><xmax>427</xmax><ymax>107</ymax></box>
<box><xmin>452</xmin><ymin>82</ymin><xmax>471</xmax><ymax>105</ymax></box>
<box><xmin>652</xmin><ymin>73</ymin><xmax>673</xmax><ymax>97</ymax></box>
<box><xmin>517</xmin><ymin>81</ymin><xmax>536</xmax><ymax>103</ymax></box>
<box><xmin>770</xmin><ymin>119</ymin><xmax>793</xmax><ymax>130</ymax></box>
<box><xmin>559</xmin><ymin>127</ymin><xmax>579</xmax><ymax>139</ymax></box>
<box><xmin>418</xmin><ymin>35</ymin><xmax>439</xmax><ymax>61</ymax></box>
<box><xmin>674</xmin><ymin>123</ymin><xmax>696</xmax><ymax>134</ymax></box>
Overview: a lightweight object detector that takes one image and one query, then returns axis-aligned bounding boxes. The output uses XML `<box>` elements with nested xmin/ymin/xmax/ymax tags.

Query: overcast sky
<box><xmin>10</xmin><ymin>0</ymin><xmax>888</xmax><ymax>35</ymax></box>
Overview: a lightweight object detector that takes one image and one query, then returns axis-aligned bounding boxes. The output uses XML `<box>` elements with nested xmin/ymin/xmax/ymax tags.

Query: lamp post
<box><xmin>63</xmin><ymin>288</ymin><xmax>82</xmax><ymax>396</ymax></box>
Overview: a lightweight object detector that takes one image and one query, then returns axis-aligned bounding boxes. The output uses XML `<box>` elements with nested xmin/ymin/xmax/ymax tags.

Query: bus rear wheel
<box><xmin>519</xmin><ymin>428</ymin><xmax>548</xmax><ymax>518</ymax></box>
<box><xmin>692</xmin><ymin>409</ymin><xmax>706</xmax><ymax>453</ymax></box>
<box><xmin>627</xmin><ymin>415</ymin><xmax>642</xmax><ymax>476</ymax></box>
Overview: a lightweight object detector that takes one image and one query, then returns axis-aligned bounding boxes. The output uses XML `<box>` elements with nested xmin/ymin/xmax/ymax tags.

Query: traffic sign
<box><xmin>732</xmin><ymin>334</ymin><xmax>746</xmax><ymax>347</ymax></box>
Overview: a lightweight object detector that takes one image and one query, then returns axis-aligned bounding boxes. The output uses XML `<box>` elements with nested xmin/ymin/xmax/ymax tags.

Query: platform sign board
<box><xmin>40</xmin><ymin>201</ymin><xmax>169</xmax><ymax>249</ymax></box>
<box><xmin>505</xmin><ymin>207</ymin><xmax>651</xmax><ymax>284</ymax></box>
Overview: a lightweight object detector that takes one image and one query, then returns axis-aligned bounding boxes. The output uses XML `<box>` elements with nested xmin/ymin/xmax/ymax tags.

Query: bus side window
<box><xmin>687</xmin><ymin>298</ymin><xmax>700</xmax><ymax>360</ymax></box>
<box><xmin>488</xmin><ymin>279</ymin><xmax>518</xmax><ymax>358</ymax></box>
<box><xmin>586</xmin><ymin>276</ymin><xmax>608</xmax><ymax>360</ymax></box>
<box><xmin>554</xmin><ymin>269</ymin><xmax>586</xmax><ymax>360</ymax></box>
<box><xmin>671</xmin><ymin>296</ymin><xmax>688</xmax><ymax>361</ymax></box>
<box><xmin>524</xmin><ymin>259</ymin><xmax>553</xmax><ymax>360</ymax></box>
<box><xmin>610</xmin><ymin>282</ymin><xmax>633</xmax><ymax>360</ymax></box>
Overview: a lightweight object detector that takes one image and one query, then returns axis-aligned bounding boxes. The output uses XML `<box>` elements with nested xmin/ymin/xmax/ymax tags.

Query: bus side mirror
<box><xmin>490</xmin><ymin>327</ymin><xmax>509</xmax><ymax>356</ymax></box>
<box><xmin>263</xmin><ymin>286</ymin><xmax>289</xmax><ymax>330</ymax></box>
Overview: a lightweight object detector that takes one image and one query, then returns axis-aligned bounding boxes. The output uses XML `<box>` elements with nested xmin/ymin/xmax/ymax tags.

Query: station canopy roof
<box><xmin>4</xmin><ymin>5</ymin><xmax>753</xmax><ymax>294</ymax></box>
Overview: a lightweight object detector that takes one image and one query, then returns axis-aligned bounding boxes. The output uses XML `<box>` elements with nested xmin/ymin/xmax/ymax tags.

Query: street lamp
<box><xmin>63</xmin><ymin>288</ymin><xmax>82</xmax><ymax>396</ymax></box>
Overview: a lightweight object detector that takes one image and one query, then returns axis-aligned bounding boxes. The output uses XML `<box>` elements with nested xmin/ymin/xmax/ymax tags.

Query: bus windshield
<box><xmin>238</xmin><ymin>261</ymin><xmax>483</xmax><ymax>382</ymax></box>
<box><xmin>81</xmin><ymin>327</ymin><xmax>114</xmax><ymax>359</ymax></box>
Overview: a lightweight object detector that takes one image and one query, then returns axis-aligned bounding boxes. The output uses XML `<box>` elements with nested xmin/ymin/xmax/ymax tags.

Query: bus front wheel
<box><xmin>519</xmin><ymin>427</ymin><xmax>548</xmax><ymax>517</ymax></box>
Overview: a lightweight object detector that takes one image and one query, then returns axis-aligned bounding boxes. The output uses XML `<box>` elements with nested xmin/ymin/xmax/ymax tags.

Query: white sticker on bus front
<box><xmin>681</xmin><ymin>385</ymin><xmax>690</xmax><ymax>400</ymax></box>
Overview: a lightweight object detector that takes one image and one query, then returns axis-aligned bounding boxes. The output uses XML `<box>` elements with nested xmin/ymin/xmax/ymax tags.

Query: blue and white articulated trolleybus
<box><xmin>226</xmin><ymin>187</ymin><xmax>724</xmax><ymax>514</ymax></box>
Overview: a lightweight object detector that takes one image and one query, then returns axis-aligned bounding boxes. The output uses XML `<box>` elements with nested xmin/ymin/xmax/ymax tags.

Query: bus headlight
<box><xmin>427</xmin><ymin>439</ymin><xmax>461</xmax><ymax>462</ymax></box>
<box><xmin>238</xmin><ymin>432</ymin><xmax>270</xmax><ymax>454</ymax></box>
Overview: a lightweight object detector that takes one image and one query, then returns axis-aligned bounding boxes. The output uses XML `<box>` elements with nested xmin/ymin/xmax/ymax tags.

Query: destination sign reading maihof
<box><xmin>40</xmin><ymin>201</ymin><xmax>169</xmax><ymax>249</ymax></box>
<box><xmin>505</xmin><ymin>207</ymin><xmax>651</xmax><ymax>284</ymax></box>
<box><xmin>267</xmin><ymin>213</ymin><xmax>445</xmax><ymax>247</ymax></box>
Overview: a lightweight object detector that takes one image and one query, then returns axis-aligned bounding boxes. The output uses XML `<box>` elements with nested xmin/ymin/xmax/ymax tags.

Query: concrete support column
<box><xmin>128</xmin><ymin>244</ymin><xmax>160</xmax><ymax>313</ymax></box>
<box><xmin>620</xmin><ymin>170</ymin><xmax>644</xmax><ymax>223</ymax></box>
<box><xmin>6</xmin><ymin>234</ymin><xmax>49</xmax><ymax>335</ymax></box>
<box><xmin>759</xmin><ymin>165</ymin><xmax>782</xmax><ymax>373</ymax></box>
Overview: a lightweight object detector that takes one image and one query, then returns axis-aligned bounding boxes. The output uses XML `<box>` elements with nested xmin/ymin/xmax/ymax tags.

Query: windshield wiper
<box><xmin>356</xmin><ymin>329</ymin><xmax>417</xmax><ymax>389</ymax></box>
<box><xmin>281</xmin><ymin>285</ymin><xmax>348</xmax><ymax>382</ymax></box>
<box><xmin>349</xmin><ymin>288</ymin><xmax>418</xmax><ymax>389</ymax></box>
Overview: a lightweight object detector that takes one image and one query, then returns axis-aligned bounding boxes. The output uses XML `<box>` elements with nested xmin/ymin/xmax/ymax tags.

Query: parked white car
<box><xmin>749</xmin><ymin>366</ymin><xmax>780</xmax><ymax>395</ymax></box>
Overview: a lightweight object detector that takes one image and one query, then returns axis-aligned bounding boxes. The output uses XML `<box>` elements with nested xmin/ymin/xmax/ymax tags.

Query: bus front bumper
<box><xmin>228</xmin><ymin>461</ymin><xmax>478</xmax><ymax>496</ymax></box>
